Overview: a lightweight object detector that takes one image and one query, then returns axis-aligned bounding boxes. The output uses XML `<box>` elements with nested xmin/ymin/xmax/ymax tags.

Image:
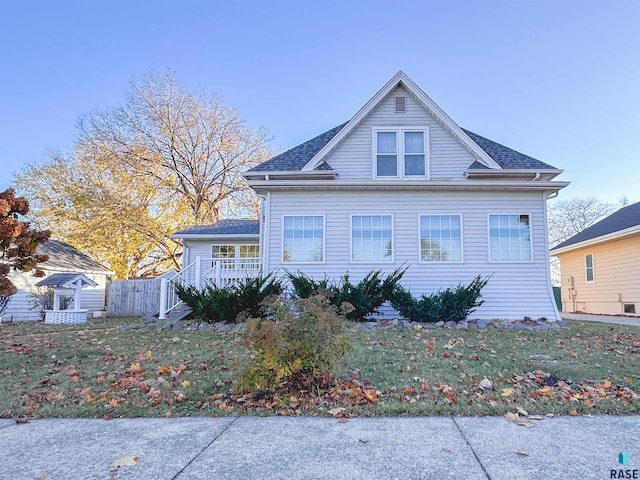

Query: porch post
<box><xmin>194</xmin><ymin>256</ymin><xmax>202</xmax><ymax>289</ymax></box>
<box><xmin>215</xmin><ymin>260</ymin><xmax>222</xmax><ymax>287</ymax></box>
<box><xmin>159</xmin><ymin>277</ymin><xmax>167</xmax><ymax>320</ymax></box>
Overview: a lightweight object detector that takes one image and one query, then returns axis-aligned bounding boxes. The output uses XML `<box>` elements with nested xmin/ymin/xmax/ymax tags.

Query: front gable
<box><xmin>318</xmin><ymin>85</ymin><xmax>481</xmax><ymax>180</ymax></box>
<box><xmin>245</xmin><ymin>71</ymin><xmax>563</xmax><ymax>189</ymax></box>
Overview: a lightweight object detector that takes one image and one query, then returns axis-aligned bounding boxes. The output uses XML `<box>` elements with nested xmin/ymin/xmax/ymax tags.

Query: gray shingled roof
<box><xmin>249</xmin><ymin>123</ymin><xmax>559</xmax><ymax>172</ymax></box>
<box><xmin>37</xmin><ymin>240</ymin><xmax>111</xmax><ymax>273</ymax></box>
<box><xmin>247</xmin><ymin>123</ymin><xmax>347</xmax><ymax>172</ymax></box>
<box><xmin>173</xmin><ymin>219</ymin><xmax>260</xmax><ymax>236</ymax></box>
<box><xmin>551</xmin><ymin>202</ymin><xmax>640</xmax><ymax>251</ymax></box>
<box><xmin>461</xmin><ymin>129</ymin><xmax>557</xmax><ymax>170</ymax></box>
<box><xmin>35</xmin><ymin>272</ymin><xmax>97</xmax><ymax>288</ymax></box>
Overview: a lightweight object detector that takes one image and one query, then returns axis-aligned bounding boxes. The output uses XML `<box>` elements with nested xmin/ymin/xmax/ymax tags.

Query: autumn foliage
<box><xmin>0</xmin><ymin>188</ymin><xmax>50</xmax><ymax>313</ymax></box>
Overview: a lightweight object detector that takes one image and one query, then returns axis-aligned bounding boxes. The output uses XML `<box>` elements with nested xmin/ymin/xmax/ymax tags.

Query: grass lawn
<box><xmin>1</xmin><ymin>317</ymin><xmax>639</xmax><ymax>418</ymax></box>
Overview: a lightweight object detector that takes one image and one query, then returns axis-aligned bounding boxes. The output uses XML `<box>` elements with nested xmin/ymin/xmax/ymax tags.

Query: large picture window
<box><xmin>489</xmin><ymin>214</ymin><xmax>531</xmax><ymax>262</ymax></box>
<box><xmin>420</xmin><ymin>215</ymin><xmax>462</xmax><ymax>262</ymax></box>
<box><xmin>374</xmin><ymin>128</ymin><xmax>428</xmax><ymax>178</ymax></box>
<box><xmin>351</xmin><ymin>215</ymin><xmax>393</xmax><ymax>262</ymax></box>
<box><xmin>283</xmin><ymin>216</ymin><xmax>324</xmax><ymax>263</ymax></box>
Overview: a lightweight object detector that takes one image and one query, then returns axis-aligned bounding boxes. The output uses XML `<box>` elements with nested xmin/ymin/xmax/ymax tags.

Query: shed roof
<box><xmin>551</xmin><ymin>202</ymin><xmax>640</xmax><ymax>252</ymax></box>
<box><xmin>37</xmin><ymin>240</ymin><xmax>112</xmax><ymax>274</ymax></box>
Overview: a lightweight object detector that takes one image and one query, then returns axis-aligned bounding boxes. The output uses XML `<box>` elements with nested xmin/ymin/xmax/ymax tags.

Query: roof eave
<box><xmin>169</xmin><ymin>233</ymin><xmax>260</xmax><ymax>240</ymax></box>
<box><xmin>465</xmin><ymin>168</ymin><xmax>563</xmax><ymax>179</ymax></box>
<box><xmin>550</xmin><ymin>224</ymin><xmax>640</xmax><ymax>255</ymax></box>
<box><xmin>242</xmin><ymin>169</ymin><xmax>337</xmax><ymax>180</ymax></box>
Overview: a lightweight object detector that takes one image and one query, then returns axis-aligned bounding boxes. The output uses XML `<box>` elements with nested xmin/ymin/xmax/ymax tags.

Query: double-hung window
<box><xmin>420</xmin><ymin>215</ymin><xmax>462</xmax><ymax>262</ymax></box>
<box><xmin>374</xmin><ymin>128</ymin><xmax>428</xmax><ymax>178</ymax></box>
<box><xmin>351</xmin><ymin>215</ymin><xmax>393</xmax><ymax>262</ymax></box>
<box><xmin>489</xmin><ymin>214</ymin><xmax>532</xmax><ymax>262</ymax></box>
<box><xmin>585</xmin><ymin>254</ymin><xmax>594</xmax><ymax>283</ymax></box>
<box><xmin>283</xmin><ymin>215</ymin><xmax>324</xmax><ymax>263</ymax></box>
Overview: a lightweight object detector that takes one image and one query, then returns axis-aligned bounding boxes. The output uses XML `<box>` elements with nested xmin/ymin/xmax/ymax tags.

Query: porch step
<box><xmin>166</xmin><ymin>306</ymin><xmax>192</xmax><ymax>322</ymax></box>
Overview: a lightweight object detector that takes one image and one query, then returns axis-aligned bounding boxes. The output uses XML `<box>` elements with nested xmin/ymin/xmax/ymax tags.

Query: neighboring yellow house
<box><xmin>550</xmin><ymin>202</ymin><xmax>640</xmax><ymax>316</ymax></box>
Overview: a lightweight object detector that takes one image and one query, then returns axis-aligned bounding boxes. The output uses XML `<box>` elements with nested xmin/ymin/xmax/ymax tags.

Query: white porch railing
<box><xmin>158</xmin><ymin>256</ymin><xmax>261</xmax><ymax>319</ymax></box>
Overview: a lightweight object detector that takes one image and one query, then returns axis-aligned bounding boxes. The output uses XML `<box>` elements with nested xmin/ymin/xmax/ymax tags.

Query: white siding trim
<box><xmin>349</xmin><ymin>214</ymin><xmax>395</xmax><ymax>264</ymax></box>
<box><xmin>417</xmin><ymin>213</ymin><xmax>464</xmax><ymax>264</ymax></box>
<box><xmin>541</xmin><ymin>193</ymin><xmax>561</xmax><ymax>320</ymax></box>
<box><xmin>487</xmin><ymin>213</ymin><xmax>534</xmax><ymax>263</ymax></box>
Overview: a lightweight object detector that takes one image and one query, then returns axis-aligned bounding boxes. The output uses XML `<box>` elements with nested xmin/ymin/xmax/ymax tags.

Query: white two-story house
<box><xmin>167</xmin><ymin>72</ymin><xmax>568</xmax><ymax>321</ymax></box>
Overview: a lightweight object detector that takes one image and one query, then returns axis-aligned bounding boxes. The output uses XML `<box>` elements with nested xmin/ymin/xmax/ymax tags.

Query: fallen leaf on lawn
<box><xmin>516</xmin><ymin>450</ymin><xmax>529</xmax><ymax>457</ymax></box>
<box><xmin>583</xmin><ymin>399</ymin><xmax>597</xmax><ymax>407</ymax></box>
<box><xmin>569</xmin><ymin>409</ymin><xmax>578</xmax><ymax>416</ymax></box>
<box><xmin>110</xmin><ymin>456</ymin><xmax>139</xmax><ymax>468</ymax></box>
<box><xmin>479</xmin><ymin>378</ymin><xmax>493</xmax><ymax>389</ymax></box>
<box><xmin>501</xmin><ymin>388</ymin><xmax>514</xmax><ymax>397</ymax></box>
<box><xmin>16</xmin><ymin>418</ymin><xmax>30</xmax><ymax>424</ymax></box>
<box><xmin>103</xmin><ymin>415</ymin><xmax>113</xmax><ymax>421</ymax></box>
<box><xmin>516</xmin><ymin>406</ymin><xmax>529</xmax><ymax>416</ymax></box>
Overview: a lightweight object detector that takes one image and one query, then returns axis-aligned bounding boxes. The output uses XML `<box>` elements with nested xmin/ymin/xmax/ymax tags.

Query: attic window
<box><xmin>394</xmin><ymin>96</ymin><xmax>406</xmax><ymax>113</ymax></box>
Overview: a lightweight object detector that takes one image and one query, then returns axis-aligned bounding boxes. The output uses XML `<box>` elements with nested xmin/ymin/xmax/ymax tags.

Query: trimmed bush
<box><xmin>237</xmin><ymin>295</ymin><xmax>350</xmax><ymax>393</ymax></box>
<box><xmin>174</xmin><ymin>272</ymin><xmax>284</xmax><ymax>323</ymax></box>
<box><xmin>389</xmin><ymin>275</ymin><xmax>490</xmax><ymax>323</ymax></box>
<box><xmin>287</xmin><ymin>267</ymin><xmax>406</xmax><ymax>322</ymax></box>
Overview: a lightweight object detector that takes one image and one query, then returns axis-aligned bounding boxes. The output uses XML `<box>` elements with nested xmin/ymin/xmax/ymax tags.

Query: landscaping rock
<box><xmin>455</xmin><ymin>321</ymin><xmax>469</xmax><ymax>330</ymax></box>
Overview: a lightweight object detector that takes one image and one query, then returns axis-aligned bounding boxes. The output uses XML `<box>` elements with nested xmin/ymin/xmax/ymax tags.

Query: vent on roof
<box><xmin>394</xmin><ymin>96</ymin><xmax>406</xmax><ymax>113</ymax></box>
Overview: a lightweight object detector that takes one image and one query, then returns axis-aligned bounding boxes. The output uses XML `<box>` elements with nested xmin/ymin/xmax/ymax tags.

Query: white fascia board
<box><xmin>169</xmin><ymin>233</ymin><xmax>260</xmax><ymax>241</ymax></box>
<box><xmin>246</xmin><ymin>179</ymin><xmax>569</xmax><ymax>192</ymax></box>
<box><xmin>550</xmin><ymin>225</ymin><xmax>640</xmax><ymax>255</ymax></box>
<box><xmin>44</xmin><ymin>266</ymin><xmax>114</xmax><ymax>275</ymax></box>
<box><xmin>301</xmin><ymin>71</ymin><xmax>502</xmax><ymax>172</ymax></box>
<box><xmin>241</xmin><ymin>170</ymin><xmax>336</xmax><ymax>179</ymax></box>
<box><xmin>466</xmin><ymin>168</ymin><xmax>563</xmax><ymax>177</ymax></box>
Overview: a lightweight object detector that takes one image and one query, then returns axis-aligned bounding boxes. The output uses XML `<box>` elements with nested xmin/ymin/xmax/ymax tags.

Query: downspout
<box><xmin>257</xmin><ymin>194</ymin><xmax>267</xmax><ymax>273</ymax></box>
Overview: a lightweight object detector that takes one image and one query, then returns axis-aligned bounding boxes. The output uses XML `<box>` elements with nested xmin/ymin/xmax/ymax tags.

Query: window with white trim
<box><xmin>283</xmin><ymin>216</ymin><xmax>324</xmax><ymax>263</ymax></box>
<box><xmin>585</xmin><ymin>254</ymin><xmax>594</xmax><ymax>283</ymax></box>
<box><xmin>420</xmin><ymin>215</ymin><xmax>462</xmax><ymax>262</ymax></box>
<box><xmin>212</xmin><ymin>244</ymin><xmax>260</xmax><ymax>269</ymax></box>
<box><xmin>352</xmin><ymin>215</ymin><xmax>393</xmax><ymax>262</ymax></box>
<box><xmin>489</xmin><ymin>214</ymin><xmax>531</xmax><ymax>261</ymax></box>
<box><xmin>374</xmin><ymin>128</ymin><xmax>428</xmax><ymax>178</ymax></box>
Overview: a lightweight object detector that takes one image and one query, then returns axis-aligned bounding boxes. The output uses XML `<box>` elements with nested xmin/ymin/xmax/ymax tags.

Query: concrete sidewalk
<box><xmin>1</xmin><ymin>415</ymin><xmax>638</xmax><ymax>479</ymax></box>
<box><xmin>562</xmin><ymin>312</ymin><xmax>640</xmax><ymax>327</ymax></box>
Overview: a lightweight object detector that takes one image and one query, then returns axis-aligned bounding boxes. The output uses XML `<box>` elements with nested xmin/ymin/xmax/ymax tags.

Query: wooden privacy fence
<box><xmin>107</xmin><ymin>276</ymin><xmax>166</xmax><ymax>316</ymax></box>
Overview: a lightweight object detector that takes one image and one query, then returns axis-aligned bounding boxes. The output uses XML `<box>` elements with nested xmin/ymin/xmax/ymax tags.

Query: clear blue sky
<box><xmin>1</xmin><ymin>0</ymin><xmax>638</xmax><ymax>204</ymax></box>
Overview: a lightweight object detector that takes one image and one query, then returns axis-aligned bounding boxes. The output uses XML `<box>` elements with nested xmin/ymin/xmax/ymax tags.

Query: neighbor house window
<box><xmin>374</xmin><ymin>128</ymin><xmax>428</xmax><ymax>178</ymax></box>
<box><xmin>489</xmin><ymin>214</ymin><xmax>531</xmax><ymax>261</ymax></box>
<box><xmin>283</xmin><ymin>216</ymin><xmax>324</xmax><ymax>263</ymax></box>
<box><xmin>420</xmin><ymin>215</ymin><xmax>462</xmax><ymax>262</ymax></box>
<box><xmin>352</xmin><ymin>215</ymin><xmax>393</xmax><ymax>262</ymax></box>
<box><xmin>585</xmin><ymin>254</ymin><xmax>594</xmax><ymax>283</ymax></box>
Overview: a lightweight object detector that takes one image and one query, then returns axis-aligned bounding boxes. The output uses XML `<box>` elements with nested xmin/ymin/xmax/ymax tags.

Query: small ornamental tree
<box><xmin>0</xmin><ymin>188</ymin><xmax>51</xmax><ymax>315</ymax></box>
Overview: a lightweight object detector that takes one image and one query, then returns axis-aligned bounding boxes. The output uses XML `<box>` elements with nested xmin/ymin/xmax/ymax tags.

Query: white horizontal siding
<box><xmin>267</xmin><ymin>189</ymin><xmax>558</xmax><ymax>320</ymax></box>
<box><xmin>324</xmin><ymin>86</ymin><xmax>475</xmax><ymax>180</ymax></box>
<box><xmin>2</xmin><ymin>270</ymin><xmax>108</xmax><ymax>322</ymax></box>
